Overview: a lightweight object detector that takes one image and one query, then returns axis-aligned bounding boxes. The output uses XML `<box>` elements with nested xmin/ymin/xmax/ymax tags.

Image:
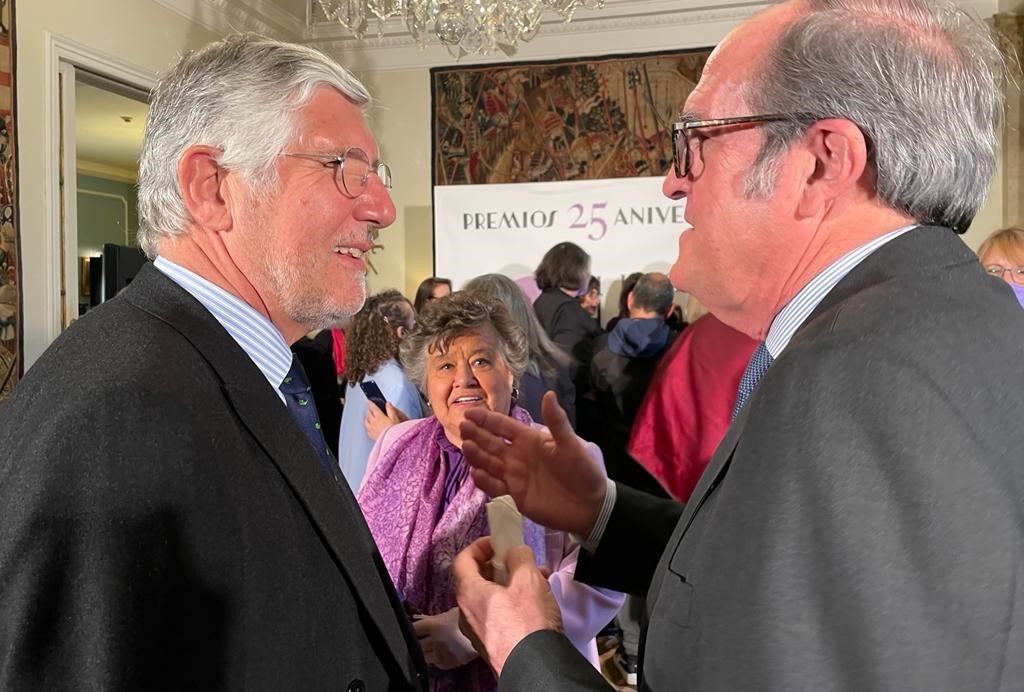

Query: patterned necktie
<box><xmin>732</xmin><ymin>342</ymin><xmax>774</xmax><ymax>420</ymax></box>
<box><xmin>279</xmin><ymin>356</ymin><xmax>335</xmax><ymax>474</ymax></box>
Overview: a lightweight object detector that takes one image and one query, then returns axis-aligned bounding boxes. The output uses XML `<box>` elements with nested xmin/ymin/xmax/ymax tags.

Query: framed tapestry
<box><xmin>431</xmin><ymin>48</ymin><xmax>712</xmax><ymax>186</ymax></box>
<box><xmin>0</xmin><ymin>0</ymin><xmax>17</xmax><ymax>401</ymax></box>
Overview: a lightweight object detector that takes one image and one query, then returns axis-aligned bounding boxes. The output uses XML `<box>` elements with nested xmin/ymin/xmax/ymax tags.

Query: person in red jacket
<box><xmin>627</xmin><ymin>304</ymin><xmax>757</xmax><ymax>502</ymax></box>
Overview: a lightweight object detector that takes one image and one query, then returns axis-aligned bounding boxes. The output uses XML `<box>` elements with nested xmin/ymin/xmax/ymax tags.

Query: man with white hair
<box><xmin>453</xmin><ymin>1</ymin><xmax>1024</xmax><ymax>689</ymax></box>
<box><xmin>0</xmin><ymin>35</ymin><xmax>426</xmax><ymax>689</ymax></box>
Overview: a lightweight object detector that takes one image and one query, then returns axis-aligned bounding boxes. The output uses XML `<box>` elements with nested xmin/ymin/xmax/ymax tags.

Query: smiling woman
<box><xmin>356</xmin><ymin>292</ymin><xmax>623</xmax><ymax>692</ymax></box>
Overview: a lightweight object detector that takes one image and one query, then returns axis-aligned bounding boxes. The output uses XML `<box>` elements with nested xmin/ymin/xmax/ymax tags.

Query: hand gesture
<box><xmin>412</xmin><ymin>607</ymin><xmax>478</xmax><ymax>670</ymax></box>
<box><xmin>453</xmin><ymin>537</ymin><xmax>563</xmax><ymax>676</ymax></box>
<box><xmin>364</xmin><ymin>401</ymin><xmax>408</xmax><ymax>441</ymax></box>
<box><xmin>459</xmin><ymin>391</ymin><xmax>606</xmax><ymax>537</ymax></box>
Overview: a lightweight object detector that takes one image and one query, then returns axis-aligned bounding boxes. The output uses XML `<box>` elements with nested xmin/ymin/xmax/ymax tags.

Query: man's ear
<box><xmin>795</xmin><ymin>118</ymin><xmax>869</xmax><ymax>219</ymax></box>
<box><xmin>178</xmin><ymin>145</ymin><xmax>234</xmax><ymax>232</ymax></box>
<box><xmin>626</xmin><ymin>291</ymin><xmax>635</xmax><ymax>312</ymax></box>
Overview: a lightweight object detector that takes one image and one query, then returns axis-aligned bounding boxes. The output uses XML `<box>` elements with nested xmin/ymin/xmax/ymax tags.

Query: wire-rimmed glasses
<box><xmin>281</xmin><ymin>147</ymin><xmax>392</xmax><ymax>197</ymax></box>
<box><xmin>983</xmin><ymin>264</ymin><xmax>1024</xmax><ymax>285</ymax></box>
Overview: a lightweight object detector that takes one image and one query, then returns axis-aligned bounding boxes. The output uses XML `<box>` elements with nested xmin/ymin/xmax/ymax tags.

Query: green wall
<box><xmin>77</xmin><ymin>173</ymin><xmax>139</xmax><ymax>255</ymax></box>
<box><xmin>77</xmin><ymin>173</ymin><xmax>139</xmax><ymax>308</ymax></box>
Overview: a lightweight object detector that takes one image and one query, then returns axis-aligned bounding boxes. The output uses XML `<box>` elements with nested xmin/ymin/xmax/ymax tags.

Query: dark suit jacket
<box><xmin>0</xmin><ymin>265</ymin><xmax>426</xmax><ymax>691</ymax></box>
<box><xmin>586</xmin><ymin>329</ymin><xmax>672</xmax><ymax>497</ymax></box>
<box><xmin>501</xmin><ymin>226</ymin><xmax>1024</xmax><ymax>691</ymax></box>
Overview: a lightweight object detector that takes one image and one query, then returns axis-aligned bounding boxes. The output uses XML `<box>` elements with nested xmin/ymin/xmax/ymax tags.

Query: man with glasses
<box><xmin>452</xmin><ymin>0</ymin><xmax>1024</xmax><ymax>690</ymax></box>
<box><xmin>0</xmin><ymin>35</ymin><xmax>426</xmax><ymax>689</ymax></box>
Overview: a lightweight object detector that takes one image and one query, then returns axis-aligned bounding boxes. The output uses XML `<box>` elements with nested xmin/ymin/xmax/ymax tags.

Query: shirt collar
<box><xmin>764</xmin><ymin>224</ymin><xmax>917</xmax><ymax>358</ymax></box>
<box><xmin>153</xmin><ymin>256</ymin><xmax>293</xmax><ymax>398</ymax></box>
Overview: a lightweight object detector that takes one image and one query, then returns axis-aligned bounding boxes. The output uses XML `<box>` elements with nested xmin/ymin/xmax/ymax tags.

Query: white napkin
<box><xmin>486</xmin><ymin>495</ymin><xmax>525</xmax><ymax>586</ymax></box>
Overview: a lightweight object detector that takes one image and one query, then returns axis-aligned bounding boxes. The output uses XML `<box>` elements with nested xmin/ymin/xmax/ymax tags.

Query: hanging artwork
<box><xmin>0</xmin><ymin>0</ymin><xmax>18</xmax><ymax>401</ymax></box>
<box><xmin>431</xmin><ymin>48</ymin><xmax>711</xmax><ymax>186</ymax></box>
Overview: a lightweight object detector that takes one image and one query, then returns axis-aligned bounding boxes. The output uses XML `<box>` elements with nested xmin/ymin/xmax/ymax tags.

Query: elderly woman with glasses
<box><xmin>978</xmin><ymin>226</ymin><xmax>1024</xmax><ymax>309</ymax></box>
<box><xmin>357</xmin><ymin>293</ymin><xmax>622</xmax><ymax>692</ymax></box>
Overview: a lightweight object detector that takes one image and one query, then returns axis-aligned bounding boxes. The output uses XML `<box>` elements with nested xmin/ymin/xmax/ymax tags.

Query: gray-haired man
<box><xmin>0</xmin><ymin>35</ymin><xmax>426</xmax><ymax>689</ymax></box>
<box><xmin>454</xmin><ymin>1</ymin><xmax>1024</xmax><ymax>689</ymax></box>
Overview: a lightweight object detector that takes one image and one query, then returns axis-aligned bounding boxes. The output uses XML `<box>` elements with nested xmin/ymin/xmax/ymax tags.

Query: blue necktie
<box><xmin>279</xmin><ymin>356</ymin><xmax>335</xmax><ymax>474</ymax></box>
<box><xmin>732</xmin><ymin>342</ymin><xmax>774</xmax><ymax>420</ymax></box>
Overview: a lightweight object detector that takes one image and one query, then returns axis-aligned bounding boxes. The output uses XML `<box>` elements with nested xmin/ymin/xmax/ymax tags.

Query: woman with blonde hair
<box><xmin>978</xmin><ymin>226</ymin><xmax>1024</xmax><ymax>308</ymax></box>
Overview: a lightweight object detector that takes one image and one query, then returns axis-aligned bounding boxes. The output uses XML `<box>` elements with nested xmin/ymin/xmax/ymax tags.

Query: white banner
<box><xmin>433</xmin><ymin>177</ymin><xmax>689</xmax><ymax>304</ymax></box>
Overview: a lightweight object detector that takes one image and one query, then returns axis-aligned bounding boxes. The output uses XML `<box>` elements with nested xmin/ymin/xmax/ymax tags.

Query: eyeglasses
<box><xmin>670</xmin><ymin>113</ymin><xmax>816</xmax><ymax>179</ymax></box>
<box><xmin>280</xmin><ymin>147</ymin><xmax>392</xmax><ymax>197</ymax></box>
<box><xmin>984</xmin><ymin>264</ymin><xmax>1024</xmax><ymax>285</ymax></box>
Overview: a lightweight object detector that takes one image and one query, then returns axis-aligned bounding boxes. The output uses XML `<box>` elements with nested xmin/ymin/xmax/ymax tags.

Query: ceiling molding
<box><xmin>151</xmin><ymin>0</ymin><xmax>299</xmax><ymax>39</ymax></box>
<box><xmin>77</xmin><ymin>160</ymin><xmax>139</xmax><ymax>184</ymax></box>
<box><xmin>150</xmin><ymin>0</ymin><xmax>1001</xmax><ymax>71</ymax></box>
<box><xmin>306</xmin><ymin>1</ymin><xmax>771</xmax><ymax>71</ymax></box>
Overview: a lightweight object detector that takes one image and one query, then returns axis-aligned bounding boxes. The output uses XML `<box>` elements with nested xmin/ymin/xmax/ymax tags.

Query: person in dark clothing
<box><xmin>586</xmin><ymin>272</ymin><xmax>677</xmax><ymax>497</ymax></box>
<box><xmin>604</xmin><ymin>271</ymin><xmax>644</xmax><ymax>334</ymax></box>
<box><xmin>531</xmin><ymin>242</ymin><xmax>602</xmax><ymax>408</ymax></box>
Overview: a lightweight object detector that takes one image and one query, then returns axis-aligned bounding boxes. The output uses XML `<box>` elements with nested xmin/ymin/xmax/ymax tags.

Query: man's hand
<box><xmin>460</xmin><ymin>391</ymin><xmax>606</xmax><ymax>537</ymax></box>
<box><xmin>454</xmin><ymin>537</ymin><xmax>563</xmax><ymax>676</ymax></box>
<box><xmin>412</xmin><ymin>607</ymin><xmax>479</xmax><ymax>670</ymax></box>
<box><xmin>364</xmin><ymin>402</ymin><xmax>408</xmax><ymax>441</ymax></box>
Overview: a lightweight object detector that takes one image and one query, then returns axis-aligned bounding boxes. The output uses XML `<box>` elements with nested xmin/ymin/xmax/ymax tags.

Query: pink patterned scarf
<box><xmin>358</xmin><ymin>407</ymin><xmax>545</xmax><ymax>692</ymax></box>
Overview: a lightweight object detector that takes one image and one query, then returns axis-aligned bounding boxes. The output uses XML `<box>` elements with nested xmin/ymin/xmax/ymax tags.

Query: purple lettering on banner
<box><xmin>588</xmin><ymin>203</ymin><xmax>608</xmax><ymax>241</ymax></box>
<box><xmin>568</xmin><ymin>203</ymin><xmax>585</xmax><ymax>230</ymax></box>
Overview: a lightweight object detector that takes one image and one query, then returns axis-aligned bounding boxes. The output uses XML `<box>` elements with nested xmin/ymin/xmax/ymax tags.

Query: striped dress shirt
<box><xmin>153</xmin><ymin>256</ymin><xmax>292</xmax><ymax>404</ymax></box>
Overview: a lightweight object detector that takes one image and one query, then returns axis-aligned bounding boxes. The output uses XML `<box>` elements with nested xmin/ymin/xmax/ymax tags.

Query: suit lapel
<box><xmin>122</xmin><ymin>266</ymin><xmax>424</xmax><ymax>685</ymax></box>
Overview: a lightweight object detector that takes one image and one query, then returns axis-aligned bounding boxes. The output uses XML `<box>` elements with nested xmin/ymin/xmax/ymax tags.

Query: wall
<box><xmin>17</xmin><ymin>0</ymin><xmax>220</xmax><ymax>366</ymax></box>
<box><xmin>361</xmin><ymin>68</ymin><xmax>433</xmax><ymax>299</ymax></box>
<box><xmin>76</xmin><ymin>172</ymin><xmax>139</xmax><ymax>254</ymax></box>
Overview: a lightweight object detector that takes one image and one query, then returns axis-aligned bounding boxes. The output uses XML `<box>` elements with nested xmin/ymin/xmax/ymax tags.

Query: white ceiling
<box><xmin>75</xmin><ymin>82</ymin><xmax>149</xmax><ymax>178</ymax></box>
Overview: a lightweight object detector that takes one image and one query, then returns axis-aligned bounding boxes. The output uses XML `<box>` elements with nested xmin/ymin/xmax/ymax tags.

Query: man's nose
<box><xmin>355</xmin><ymin>175</ymin><xmax>397</xmax><ymax>229</ymax></box>
<box><xmin>662</xmin><ymin>166</ymin><xmax>689</xmax><ymax>200</ymax></box>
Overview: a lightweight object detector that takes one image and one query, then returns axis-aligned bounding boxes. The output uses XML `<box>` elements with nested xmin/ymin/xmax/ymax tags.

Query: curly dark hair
<box><xmin>344</xmin><ymin>289</ymin><xmax>414</xmax><ymax>385</ymax></box>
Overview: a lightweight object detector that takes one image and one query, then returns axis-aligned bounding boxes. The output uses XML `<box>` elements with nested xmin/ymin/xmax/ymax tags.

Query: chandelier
<box><xmin>317</xmin><ymin>0</ymin><xmax>606</xmax><ymax>57</ymax></box>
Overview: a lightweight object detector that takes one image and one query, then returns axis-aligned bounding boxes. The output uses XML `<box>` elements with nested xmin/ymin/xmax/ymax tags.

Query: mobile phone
<box><xmin>359</xmin><ymin>380</ymin><xmax>388</xmax><ymax>413</ymax></box>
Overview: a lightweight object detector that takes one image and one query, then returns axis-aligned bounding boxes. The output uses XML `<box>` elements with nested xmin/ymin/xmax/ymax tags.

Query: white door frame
<box><xmin>43</xmin><ymin>33</ymin><xmax>155</xmax><ymax>337</ymax></box>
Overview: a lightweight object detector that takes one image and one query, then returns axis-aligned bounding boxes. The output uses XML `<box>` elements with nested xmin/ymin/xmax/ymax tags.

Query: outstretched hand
<box><xmin>459</xmin><ymin>391</ymin><xmax>607</xmax><ymax>537</ymax></box>
<box><xmin>453</xmin><ymin>537</ymin><xmax>563</xmax><ymax>676</ymax></box>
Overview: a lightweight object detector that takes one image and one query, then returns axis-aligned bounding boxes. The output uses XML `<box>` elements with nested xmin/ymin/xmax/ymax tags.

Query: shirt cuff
<box><xmin>577</xmin><ymin>478</ymin><xmax>616</xmax><ymax>554</ymax></box>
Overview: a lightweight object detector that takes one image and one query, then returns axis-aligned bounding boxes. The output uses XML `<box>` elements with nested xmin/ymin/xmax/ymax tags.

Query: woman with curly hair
<box><xmin>357</xmin><ymin>292</ymin><xmax>622</xmax><ymax>691</ymax></box>
<box><xmin>338</xmin><ymin>289</ymin><xmax>424</xmax><ymax>490</ymax></box>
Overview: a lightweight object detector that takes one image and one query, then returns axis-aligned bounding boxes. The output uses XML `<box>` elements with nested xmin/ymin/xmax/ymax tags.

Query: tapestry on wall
<box><xmin>0</xmin><ymin>0</ymin><xmax>16</xmax><ymax>402</ymax></box>
<box><xmin>431</xmin><ymin>48</ymin><xmax>711</xmax><ymax>186</ymax></box>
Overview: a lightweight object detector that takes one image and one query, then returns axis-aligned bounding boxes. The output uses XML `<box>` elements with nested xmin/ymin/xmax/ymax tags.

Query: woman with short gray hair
<box><xmin>357</xmin><ymin>292</ymin><xmax>622</xmax><ymax>692</ymax></box>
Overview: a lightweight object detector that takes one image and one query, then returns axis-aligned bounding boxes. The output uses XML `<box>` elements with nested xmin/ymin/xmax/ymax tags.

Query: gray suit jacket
<box><xmin>501</xmin><ymin>226</ymin><xmax>1024</xmax><ymax>691</ymax></box>
<box><xmin>0</xmin><ymin>265</ymin><xmax>427</xmax><ymax>690</ymax></box>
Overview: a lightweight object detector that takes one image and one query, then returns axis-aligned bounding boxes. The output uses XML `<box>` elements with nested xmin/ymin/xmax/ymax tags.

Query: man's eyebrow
<box><xmin>677</xmin><ymin>110</ymin><xmax>701</xmax><ymax>125</ymax></box>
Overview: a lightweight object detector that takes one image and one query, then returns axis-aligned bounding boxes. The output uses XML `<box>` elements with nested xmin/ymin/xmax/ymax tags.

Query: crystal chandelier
<box><xmin>318</xmin><ymin>0</ymin><xmax>606</xmax><ymax>57</ymax></box>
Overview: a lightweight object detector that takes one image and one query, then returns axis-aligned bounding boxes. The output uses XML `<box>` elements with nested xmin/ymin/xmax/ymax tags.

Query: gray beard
<box><xmin>264</xmin><ymin>252</ymin><xmax>367</xmax><ymax>331</ymax></box>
